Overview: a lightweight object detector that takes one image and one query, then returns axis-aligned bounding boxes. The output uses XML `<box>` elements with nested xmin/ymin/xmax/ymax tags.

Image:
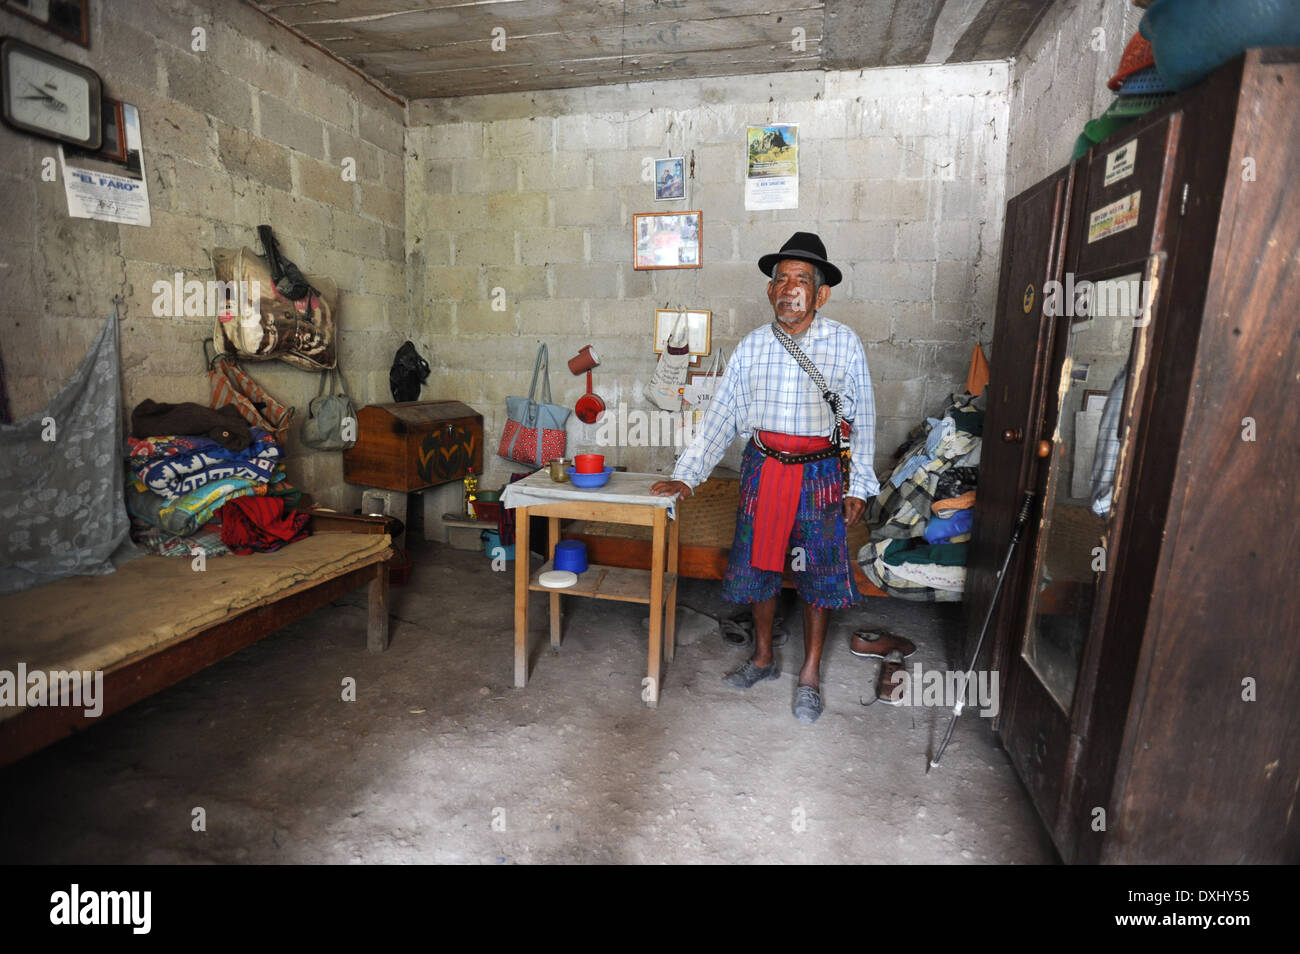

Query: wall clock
<box><xmin>0</xmin><ymin>35</ymin><xmax>101</xmax><ymax>149</ymax></box>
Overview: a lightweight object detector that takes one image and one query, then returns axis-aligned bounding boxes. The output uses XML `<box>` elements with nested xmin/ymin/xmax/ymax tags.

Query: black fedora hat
<box><xmin>758</xmin><ymin>231</ymin><xmax>842</xmax><ymax>287</ymax></box>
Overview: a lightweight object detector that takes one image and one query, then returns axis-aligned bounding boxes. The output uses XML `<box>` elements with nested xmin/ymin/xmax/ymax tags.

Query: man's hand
<box><xmin>844</xmin><ymin>495</ymin><xmax>866</xmax><ymax>527</ymax></box>
<box><xmin>651</xmin><ymin>480</ymin><xmax>692</xmax><ymax>498</ymax></box>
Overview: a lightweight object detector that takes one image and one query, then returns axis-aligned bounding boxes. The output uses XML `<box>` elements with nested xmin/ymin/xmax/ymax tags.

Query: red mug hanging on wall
<box><xmin>569</xmin><ymin>345</ymin><xmax>607</xmax><ymax>424</ymax></box>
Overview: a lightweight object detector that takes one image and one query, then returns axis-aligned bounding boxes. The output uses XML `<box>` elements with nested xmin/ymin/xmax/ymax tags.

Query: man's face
<box><xmin>767</xmin><ymin>259</ymin><xmax>830</xmax><ymax>331</ymax></box>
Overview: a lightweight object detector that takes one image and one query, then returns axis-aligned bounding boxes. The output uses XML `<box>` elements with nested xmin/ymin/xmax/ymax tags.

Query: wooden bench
<box><xmin>0</xmin><ymin>532</ymin><xmax>391</xmax><ymax>766</ymax></box>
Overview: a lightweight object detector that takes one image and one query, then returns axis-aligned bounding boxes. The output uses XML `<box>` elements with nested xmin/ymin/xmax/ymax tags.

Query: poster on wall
<box><xmin>745</xmin><ymin>123</ymin><xmax>798</xmax><ymax>211</ymax></box>
<box><xmin>58</xmin><ymin>102</ymin><xmax>152</xmax><ymax>226</ymax></box>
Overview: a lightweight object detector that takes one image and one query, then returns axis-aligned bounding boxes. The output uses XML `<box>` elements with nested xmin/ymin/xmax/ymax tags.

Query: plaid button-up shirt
<box><xmin>672</xmin><ymin>312</ymin><xmax>880</xmax><ymax>501</ymax></box>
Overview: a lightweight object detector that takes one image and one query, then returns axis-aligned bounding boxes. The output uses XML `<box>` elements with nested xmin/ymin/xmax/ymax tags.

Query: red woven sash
<box><xmin>750</xmin><ymin>430</ymin><xmax>832</xmax><ymax>572</ymax></box>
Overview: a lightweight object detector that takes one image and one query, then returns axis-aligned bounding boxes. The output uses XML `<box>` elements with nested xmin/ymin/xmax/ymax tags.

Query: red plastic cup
<box><xmin>574</xmin><ymin>454</ymin><xmax>605</xmax><ymax>474</ymax></box>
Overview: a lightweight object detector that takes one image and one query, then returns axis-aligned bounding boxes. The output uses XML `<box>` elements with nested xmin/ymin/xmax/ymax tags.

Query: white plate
<box><xmin>538</xmin><ymin>570</ymin><xmax>578</xmax><ymax>589</ymax></box>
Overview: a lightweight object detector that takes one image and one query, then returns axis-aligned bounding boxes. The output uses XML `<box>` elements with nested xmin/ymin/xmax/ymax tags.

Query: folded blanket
<box><xmin>880</xmin><ymin>539</ymin><xmax>969</xmax><ymax>567</ymax></box>
<box><xmin>932</xmin><ymin>490</ymin><xmax>976</xmax><ymax>516</ymax></box>
<box><xmin>887</xmin><ymin>559</ymin><xmax>966</xmax><ymax>591</ymax></box>
<box><xmin>126</xmin><ymin>475</ymin><xmax>282</xmax><ymax>536</ymax></box>
<box><xmin>125</xmin><ymin>428</ymin><xmax>274</xmax><ymax>465</ymax></box>
<box><xmin>131</xmin><ymin>433</ymin><xmax>283</xmax><ymax>499</ymax></box>
<box><xmin>129</xmin><ymin>521</ymin><xmax>231</xmax><ymax>558</ymax></box>
<box><xmin>857</xmin><ymin>538</ymin><xmax>963</xmax><ymax>602</ymax></box>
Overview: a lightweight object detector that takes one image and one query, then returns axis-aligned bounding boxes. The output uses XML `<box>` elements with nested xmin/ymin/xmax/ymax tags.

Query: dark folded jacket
<box><xmin>131</xmin><ymin>400</ymin><xmax>251</xmax><ymax>451</ymax></box>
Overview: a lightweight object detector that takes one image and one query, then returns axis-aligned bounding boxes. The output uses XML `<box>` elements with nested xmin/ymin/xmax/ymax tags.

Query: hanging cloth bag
<box><xmin>302</xmin><ymin>363</ymin><xmax>357</xmax><ymax>451</ymax></box>
<box><xmin>498</xmin><ymin>343</ymin><xmax>569</xmax><ymax>467</ymax></box>
<box><xmin>206</xmin><ymin>341</ymin><xmax>295</xmax><ymax>441</ymax></box>
<box><xmin>682</xmin><ymin>346</ymin><xmax>726</xmax><ymax>413</ymax></box>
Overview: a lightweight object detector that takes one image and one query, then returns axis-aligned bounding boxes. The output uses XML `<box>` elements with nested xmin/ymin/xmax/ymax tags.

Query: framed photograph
<box><xmin>654</xmin><ymin>156</ymin><xmax>684</xmax><ymax>200</ymax></box>
<box><xmin>86</xmin><ymin>97</ymin><xmax>126</xmax><ymax>163</ymax></box>
<box><xmin>633</xmin><ymin>210</ymin><xmax>702</xmax><ymax>270</ymax></box>
<box><xmin>1</xmin><ymin>0</ymin><xmax>90</xmax><ymax>48</ymax></box>
<box><xmin>654</xmin><ymin>309</ymin><xmax>711</xmax><ymax>360</ymax></box>
<box><xmin>1082</xmin><ymin>389</ymin><xmax>1109</xmax><ymax>413</ymax></box>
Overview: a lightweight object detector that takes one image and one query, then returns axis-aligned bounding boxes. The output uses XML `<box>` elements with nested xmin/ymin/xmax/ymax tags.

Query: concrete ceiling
<box><xmin>251</xmin><ymin>0</ymin><xmax>1056</xmax><ymax>101</ymax></box>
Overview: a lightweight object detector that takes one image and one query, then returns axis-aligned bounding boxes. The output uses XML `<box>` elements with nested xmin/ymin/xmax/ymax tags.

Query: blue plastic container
<box><xmin>481</xmin><ymin>529</ymin><xmax>515</xmax><ymax>561</ymax></box>
<box><xmin>553</xmin><ymin>539</ymin><xmax>588</xmax><ymax>573</ymax></box>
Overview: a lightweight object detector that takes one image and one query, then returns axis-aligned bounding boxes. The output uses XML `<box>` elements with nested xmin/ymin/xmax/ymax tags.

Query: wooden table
<box><xmin>505</xmin><ymin>471</ymin><xmax>680</xmax><ymax>706</ymax></box>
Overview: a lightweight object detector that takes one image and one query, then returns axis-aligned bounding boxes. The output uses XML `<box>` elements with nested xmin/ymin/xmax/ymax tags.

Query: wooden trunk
<box><xmin>343</xmin><ymin>401</ymin><xmax>483</xmax><ymax>492</ymax></box>
<box><xmin>970</xmin><ymin>49</ymin><xmax>1300</xmax><ymax>863</ymax></box>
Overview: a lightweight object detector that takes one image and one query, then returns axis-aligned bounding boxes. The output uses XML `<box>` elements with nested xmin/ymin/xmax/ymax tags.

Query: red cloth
<box><xmin>219</xmin><ymin>495</ymin><xmax>309</xmax><ymax>555</ymax></box>
<box><xmin>750</xmin><ymin>431</ymin><xmax>833</xmax><ymax>572</ymax></box>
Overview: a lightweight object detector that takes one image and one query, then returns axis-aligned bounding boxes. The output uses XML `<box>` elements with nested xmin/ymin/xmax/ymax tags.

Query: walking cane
<box><xmin>927</xmin><ymin>491</ymin><xmax>1036</xmax><ymax>772</ymax></box>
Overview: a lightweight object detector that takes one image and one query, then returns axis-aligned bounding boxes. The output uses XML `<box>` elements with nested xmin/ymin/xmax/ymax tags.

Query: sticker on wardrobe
<box><xmin>1103</xmin><ymin>140</ymin><xmax>1137</xmax><ymax>187</ymax></box>
<box><xmin>1087</xmin><ymin>191</ymin><xmax>1141</xmax><ymax>243</ymax></box>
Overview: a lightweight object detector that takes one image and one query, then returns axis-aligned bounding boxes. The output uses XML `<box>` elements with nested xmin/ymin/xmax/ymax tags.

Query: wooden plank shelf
<box><xmin>528</xmin><ymin>560</ymin><xmax>676</xmax><ymax>607</ymax></box>
<box><xmin>442</xmin><ymin>513</ymin><xmax>492</xmax><ymax>529</ymax></box>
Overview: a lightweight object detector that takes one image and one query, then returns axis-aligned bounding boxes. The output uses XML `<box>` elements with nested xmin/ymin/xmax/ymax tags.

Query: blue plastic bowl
<box><xmin>553</xmin><ymin>539</ymin><xmax>588</xmax><ymax>573</ymax></box>
<box><xmin>567</xmin><ymin>465</ymin><xmax>613</xmax><ymax>488</ymax></box>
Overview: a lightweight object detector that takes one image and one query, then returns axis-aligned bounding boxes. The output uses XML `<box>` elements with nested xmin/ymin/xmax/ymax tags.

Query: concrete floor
<box><xmin>0</xmin><ymin>538</ymin><xmax>1057</xmax><ymax>864</ymax></box>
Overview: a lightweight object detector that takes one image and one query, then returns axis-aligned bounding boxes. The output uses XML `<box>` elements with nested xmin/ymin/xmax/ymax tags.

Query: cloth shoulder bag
<box><xmin>210</xmin><ymin>245</ymin><xmax>338</xmax><ymax>371</ymax></box>
<box><xmin>302</xmin><ymin>363</ymin><xmax>357</xmax><ymax>451</ymax></box>
<box><xmin>498</xmin><ymin>344</ymin><xmax>569</xmax><ymax>467</ymax></box>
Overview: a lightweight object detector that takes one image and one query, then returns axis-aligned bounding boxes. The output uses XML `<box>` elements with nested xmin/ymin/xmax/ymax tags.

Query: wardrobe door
<box><xmin>998</xmin><ymin>112</ymin><xmax>1186</xmax><ymax>858</ymax></box>
<box><xmin>964</xmin><ymin>165</ymin><xmax>1074</xmax><ymax>693</ymax></box>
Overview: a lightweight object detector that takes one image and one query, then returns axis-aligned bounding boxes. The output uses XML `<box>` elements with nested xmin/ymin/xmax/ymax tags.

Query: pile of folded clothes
<box><xmin>125</xmin><ymin>400</ymin><xmax>303</xmax><ymax>556</ymax></box>
<box><xmin>859</xmin><ymin>394</ymin><xmax>983</xmax><ymax>601</ymax></box>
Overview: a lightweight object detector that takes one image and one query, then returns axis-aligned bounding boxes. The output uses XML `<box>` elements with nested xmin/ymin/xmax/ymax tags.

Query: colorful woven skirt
<box><xmin>721</xmin><ymin>440</ymin><xmax>862</xmax><ymax>610</ymax></box>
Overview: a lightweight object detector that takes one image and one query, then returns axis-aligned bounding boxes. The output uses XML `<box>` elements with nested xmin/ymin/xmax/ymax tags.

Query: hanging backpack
<box><xmin>389</xmin><ymin>340</ymin><xmax>431</xmax><ymax>402</ymax></box>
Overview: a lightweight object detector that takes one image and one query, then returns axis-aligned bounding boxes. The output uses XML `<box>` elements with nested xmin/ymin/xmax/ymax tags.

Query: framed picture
<box><xmin>654</xmin><ymin>156</ymin><xmax>684</xmax><ymax>200</ymax></box>
<box><xmin>654</xmin><ymin>309</ymin><xmax>711</xmax><ymax>360</ymax></box>
<box><xmin>633</xmin><ymin>210</ymin><xmax>702</xmax><ymax>270</ymax></box>
<box><xmin>1082</xmin><ymin>389</ymin><xmax>1109</xmax><ymax>413</ymax></box>
<box><xmin>1</xmin><ymin>0</ymin><xmax>90</xmax><ymax>48</ymax></box>
<box><xmin>92</xmin><ymin>97</ymin><xmax>126</xmax><ymax>163</ymax></box>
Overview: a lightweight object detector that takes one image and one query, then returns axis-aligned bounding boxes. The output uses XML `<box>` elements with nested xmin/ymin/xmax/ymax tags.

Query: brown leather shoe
<box><xmin>850</xmin><ymin>629</ymin><xmax>917</xmax><ymax>659</ymax></box>
<box><xmin>876</xmin><ymin>652</ymin><xmax>908</xmax><ymax>706</ymax></box>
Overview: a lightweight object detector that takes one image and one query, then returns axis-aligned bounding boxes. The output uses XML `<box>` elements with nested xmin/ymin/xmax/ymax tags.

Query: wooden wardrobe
<box><xmin>966</xmin><ymin>48</ymin><xmax>1300</xmax><ymax>864</ymax></box>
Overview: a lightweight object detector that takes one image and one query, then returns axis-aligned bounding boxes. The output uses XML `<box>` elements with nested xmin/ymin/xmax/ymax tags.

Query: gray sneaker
<box><xmin>793</xmin><ymin>685</ymin><xmax>824</xmax><ymax>724</ymax></box>
<box><xmin>722</xmin><ymin>659</ymin><xmax>780</xmax><ymax>689</ymax></box>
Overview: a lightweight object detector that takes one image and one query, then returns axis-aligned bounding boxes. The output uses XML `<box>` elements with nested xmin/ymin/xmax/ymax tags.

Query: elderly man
<box><xmin>651</xmin><ymin>232</ymin><xmax>878</xmax><ymax>724</ymax></box>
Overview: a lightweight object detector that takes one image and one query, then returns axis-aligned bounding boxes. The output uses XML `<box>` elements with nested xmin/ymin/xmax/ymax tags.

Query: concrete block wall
<box><xmin>0</xmin><ymin>0</ymin><xmax>405</xmax><ymax>510</ymax></box>
<box><xmin>1006</xmin><ymin>0</ymin><xmax>1140</xmax><ymax>197</ymax></box>
<box><xmin>406</xmin><ymin>62</ymin><xmax>1010</xmax><ymax>496</ymax></box>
